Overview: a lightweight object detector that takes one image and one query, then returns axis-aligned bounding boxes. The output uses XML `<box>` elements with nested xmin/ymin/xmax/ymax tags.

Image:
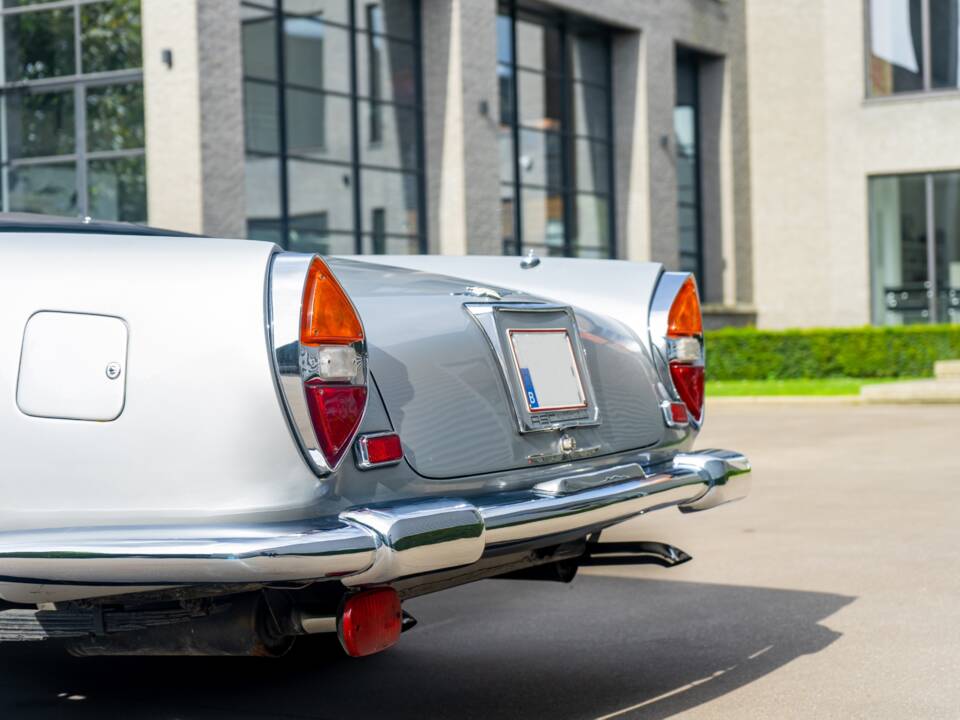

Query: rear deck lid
<box><xmin>330</xmin><ymin>259</ymin><xmax>665</xmax><ymax>479</ymax></box>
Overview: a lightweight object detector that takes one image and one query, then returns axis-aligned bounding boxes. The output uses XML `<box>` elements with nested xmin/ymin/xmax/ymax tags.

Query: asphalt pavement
<box><xmin>1</xmin><ymin>402</ymin><xmax>957</xmax><ymax>719</ymax></box>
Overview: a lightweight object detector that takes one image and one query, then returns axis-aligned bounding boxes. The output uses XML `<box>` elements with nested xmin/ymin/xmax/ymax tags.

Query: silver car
<box><xmin>0</xmin><ymin>215</ymin><xmax>749</xmax><ymax>657</ymax></box>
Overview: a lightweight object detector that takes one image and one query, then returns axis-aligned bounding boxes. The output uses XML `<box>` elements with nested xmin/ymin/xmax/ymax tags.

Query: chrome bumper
<box><xmin>0</xmin><ymin>450</ymin><xmax>749</xmax><ymax>592</ymax></box>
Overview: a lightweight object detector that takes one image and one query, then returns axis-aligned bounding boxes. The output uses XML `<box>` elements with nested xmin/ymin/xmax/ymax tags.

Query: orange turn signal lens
<box><xmin>667</xmin><ymin>276</ymin><xmax>703</xmax><ymax>338</ymax></box>
<box><xmin>301</xmin><ymin>257</ymin><xmax>364</xmax><ymax>346</ymax></box>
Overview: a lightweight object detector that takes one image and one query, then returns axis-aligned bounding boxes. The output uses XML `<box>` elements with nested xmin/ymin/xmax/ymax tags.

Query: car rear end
<box><xmin>0</xmin><ymin>232</ymin><xmax>749</xmax><ymax>657</ymax></box>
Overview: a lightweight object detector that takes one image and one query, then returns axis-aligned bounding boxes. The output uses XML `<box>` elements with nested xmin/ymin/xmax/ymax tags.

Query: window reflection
<box><xmin>675</xmin><ymin>49</ymin><xmax>703</xmax><ymax>290</ymax></box>
<box><xmin>865</xmin><ymin>0</ymin><xmax>960</xmax><ymax>96</ymax></box>
<box><xmin>867</xmin><ymin>172</ymin><xmax>960</xmax><ymax>325</ymax></box>
<box><xmin>931</xmin><ymin>0</ymin><xmax>960</xmax><ymax>89</ymax></box>
<box><xmin>0</xmin><ymin>0</ymin><xmax>145</xmax><ymax>222</ymax></box>
<box><xmin>498</xmin><ymin>2</ymin><xmax>614</xmax><ymax>258</ymax></box>
<box><xmin>241</xmin><ymin>0</ymin><xmax>424</xmax><ymax>254</ymax></box>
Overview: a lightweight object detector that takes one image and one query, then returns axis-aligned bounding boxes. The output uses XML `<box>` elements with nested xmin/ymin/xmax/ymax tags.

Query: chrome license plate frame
<box><xmin>465</xmin><ymin>302</ymin><xmax>600</xmax><ymax>434</ymax></box>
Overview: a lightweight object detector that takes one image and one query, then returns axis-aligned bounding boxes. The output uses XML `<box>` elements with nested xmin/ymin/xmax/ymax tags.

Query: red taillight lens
<box><xmin>356</xmin><ymin>432</ymin><xmax>403</xmax><ymax>469</ymax></box>
<box><xmin>338</xmin><ymin>588</ymin><xmax>402</xmax><ymax>658</ymax></box>
<box><xmin>667</xmin><ymin>276</ymin><xmax>704</xmax><ymax>422</ymax></box>
<box><xmin>300</xmin><ymin>257</ymin><xmax>367</xmax><ymax>468</ymax></box>
<box><xmin>304</xmin><ymin>384</ymin><xmax>367</xmax><ymax>464</ymax></box>
<box><xmin>669</xmin><ymin>364</ymin><xmax>704</xmax><ymax>421</ymax></box>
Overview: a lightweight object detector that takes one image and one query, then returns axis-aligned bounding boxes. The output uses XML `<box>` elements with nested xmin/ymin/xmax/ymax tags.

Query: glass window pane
<box><xmin>933</xmin><ymin>172</ymin><xmax>960</xmax><ymax>323</ymax></box>
<box><xmin>573</xmin><ymin>138</ymin><xmax>609</xmax><ymax>195</ymax></box>
<box><xmin>286</xmin><ymin>89</ymin><xmax>352</xmax><ymax>161</ymax></box>
<box><xmin>499</xmin><ymin>127</ymin><xmax>514</xmax><ymax>184</ymax></box>
<box><xmin>359</xmin><ymin>169</ymin><xmax>418</xmax><ymax>235</ymax></box>
<box><xmin>498</xmin><ymin>64</ymin><xmax>514</xmax><ymax>126</ymax></box>
<box><xmin>285</xmin><ymin>0</ymin><xmax>349</xmax><ymax>26</ymax></box>
<box><xmin>869</xmin><ymin>175</ymin><xmax>931</xmax><ymax>325</ymax></box>
<box><xmin>244</xmin><ymin>81</ymin><xmax>280</xmax><ymax>154</ymax></box>
<box><xmin>292</xmin><ymin>227</ymin><xmax>355</xmax><ymax>254</ymax></box>
<box><xmin>496</xmin><ymin>14</ymin><xmax>512</xmax><ymax>65</ymax></box>
<box><xmin>517</xmin><ymin>69</ymin><xmax>562</xmax><ymax>131</ymax></box>
<box><xmin>86</xmin><ymin>82</ymin><xmax>144</xmax><ymax>152</ymax></box>
<box><xmin>501</xmin><ymin>182</ymin><xmax>516</xmax><ymax>254</ymax></box>
<box><xmin>521</xmin><ymin>186</ymin><xmax>564</xmax><ymax>252</ymax></box>
<box><xmin>359</xmin><ymin>100</ymin><xmax>417</xmax><ymax>170</ymax></box>
<box><xmin>88</xmin><ymin>155</ymin><xmax>146</xmax><ymax>222</ymax></box>
<box><xmin>289</xmin><ymin>216</ymin><xmax>353</xmax><ymax>254</ymax></box>
<box><xmin>571</xmin><ymin>81</ymin><xmax>609</xmax><ymax>139</ymax></box>
<box><xmin>287</xmin><ymin>158</ymin><xmax>354</xmax><ymax>232</ymax></box>
<box><xmin>7</xmin><ymin>162</ymin><xmax>77</xmax><ymax>215</ymax></box>
<box><xmin>355</xmin><ymin>0</ymin><xmax>415</xmax><ymax>40</ymax></box>
<box><xmin>284</xmin><ymin>17</ymin><xmax>350</xmax><ymax>94</ymax></box>
<box><xmin>242</xmin><ymin>15</ymin><xmax>277</xmax><ymax>81</ymax></box>
<box><xmin>80</xmin><ymin>0</ymin><xmax>142</xmax><ymax>73</ymax></box>
<box><xmin>5</xmin><ymin>87</ymin><xmax>74</xmax><ymax>159</ymax></box>
<box><xmin>289</xmin><ymin>214</ymin><xmax>329</xmax><ymax>254</ymax></box>
<box><xmin>869</xmin><ymin>0</ymin><xmax>924</xmax><ymax>96</ymax></box>
<box><xmin>930</xmin><ymin>0</ymin><xmax>960</xmax><ymax>89</ymax></box>
<box><xmin>515</xmin><ymin>16</ymin><xmax>562</xmax><ymax>72</ymax></box>
<box><xmin>571</xmin><ymin>193</ymin><xmax>609</xmax><ymax>256</ymax></box>
<box><xmin>357</xmin><ymin>32</ymin><xmax>416</xmax><ymax>106</ymax></box>
<box><xmin>571</xmin><ymin>32</ymin><xmax>608</xmax><ymax>86</ymax></box>
<box><xmin>3</xmin><ymin>7</ymin><xmax>75</xmax><ymax>81</ymax></box>
<box><xmin>245</xmin><ymin>154</ymin><xmax>283</xmax><ymax>229</ymax></box>
<box><xmin>360</xmin><ymin>232</ymin><xmax>418</xmax><ymax>253</ymax></box>
<box><xmin>248</xmin><ymin>218</ymin><xmax>284</xmax><ymax>244</ymax></box>
<box><xmin>518</xmin><ymin>128</ymin><xmax>563</xmax><ymax>189</ymax></box>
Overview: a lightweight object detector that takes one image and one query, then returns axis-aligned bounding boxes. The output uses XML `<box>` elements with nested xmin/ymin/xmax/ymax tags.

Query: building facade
<box><xmin>748</xmin><ymin>0</ymin><xmax>960</xmax><ymax>328</ymax></box>
<box><xmin>0</xmin><ymin>0</ymin><xmax>754</xmax><ymax>325</ymax></box>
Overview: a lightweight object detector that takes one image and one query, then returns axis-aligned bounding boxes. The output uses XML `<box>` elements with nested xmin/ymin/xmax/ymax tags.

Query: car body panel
<box><xmin>328</xmin><ymin>259</ymin><xmax>667</xmax><ymax>479</ymax></box>
<box><xmin>0</xmin><ymin>230</ymin><xmax>748</xmax><ymax>610</ymax></box>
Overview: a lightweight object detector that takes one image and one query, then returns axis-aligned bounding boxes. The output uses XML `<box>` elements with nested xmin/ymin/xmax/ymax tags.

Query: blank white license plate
<box><xmin>508</xmin><ymin>329</ymin><xmax>588</xmax><ymax>412</ymax></box>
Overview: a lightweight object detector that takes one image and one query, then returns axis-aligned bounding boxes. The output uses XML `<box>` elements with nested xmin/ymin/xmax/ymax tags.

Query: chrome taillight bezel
<box><xmin>648</xmin><ymin>271</ymin><xmax>705</xmax><ymax>429</ymax></box>
<box><xmin>266</xmin><ymin>251</ymin><xmax>369</xmax><ymax>477</ymax></box>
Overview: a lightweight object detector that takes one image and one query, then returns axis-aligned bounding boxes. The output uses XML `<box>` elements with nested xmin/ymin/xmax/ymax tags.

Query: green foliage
<box><xmin>705</xmin><ymin>325</ymin><xmax>960</xmax><ymax>380</ymax></box>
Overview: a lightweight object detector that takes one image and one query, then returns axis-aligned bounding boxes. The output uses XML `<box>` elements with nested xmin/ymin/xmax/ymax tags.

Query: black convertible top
<box><xmin>0</xmin><ymin>212</ymin><xmax>199</xmax><ymax>238</ymax></box>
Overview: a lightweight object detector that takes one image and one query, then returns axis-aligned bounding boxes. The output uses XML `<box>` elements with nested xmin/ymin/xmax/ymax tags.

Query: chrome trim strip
<box><xmin>0</xmin><ymin>450</ymin><xmax>749</xmax><ymax>591</ymax></box>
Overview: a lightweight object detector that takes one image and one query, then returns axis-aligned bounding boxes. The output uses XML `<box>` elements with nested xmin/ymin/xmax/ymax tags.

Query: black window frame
<box><xmin>498</xmin><ymin>0</ymin><xmax>616</xmax><ymax>259</ymax></box>
<box><xmin>242</xmin><ymin>0</ymin><xmax>426</xmax><ymax>255</ymax></box>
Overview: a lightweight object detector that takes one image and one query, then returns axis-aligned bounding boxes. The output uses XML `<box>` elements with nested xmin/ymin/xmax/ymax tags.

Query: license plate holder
<box><xmin>466</xmin><ymin>303</ymin><xmax>600</xmax><ymax>433</ymax></box>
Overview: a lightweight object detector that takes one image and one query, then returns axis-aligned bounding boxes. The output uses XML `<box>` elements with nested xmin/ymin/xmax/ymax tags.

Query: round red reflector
<box><xmin>338</xmin><ymin>588</ymin><xmax>402</xmax><ymax>658</ymax></box>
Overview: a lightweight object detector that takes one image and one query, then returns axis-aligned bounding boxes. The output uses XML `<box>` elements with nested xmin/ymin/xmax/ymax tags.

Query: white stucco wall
<box><xmin>748</xmin><ymin>0</ymin><xmax>960</xmax><ymax>328</ymax></box>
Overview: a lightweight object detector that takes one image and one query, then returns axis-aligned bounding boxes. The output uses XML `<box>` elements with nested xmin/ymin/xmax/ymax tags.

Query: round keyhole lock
<box><xmin>105</xmin><ymin>362</ymin><xmax>122</xmax><ymax>380</ymax></box>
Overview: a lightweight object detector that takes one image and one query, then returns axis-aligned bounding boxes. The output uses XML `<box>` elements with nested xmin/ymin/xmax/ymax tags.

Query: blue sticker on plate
<box><xmin>519</xmin><ymin>367</ymin><xmax>539</xmax><ymax>409</ymax></box>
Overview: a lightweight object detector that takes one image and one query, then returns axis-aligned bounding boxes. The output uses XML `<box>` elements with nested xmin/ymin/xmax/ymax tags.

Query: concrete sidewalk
<box><xmin>860</xmin><ymin>360</ymin><xmax>960</xmax><ymax>403</ymax></box>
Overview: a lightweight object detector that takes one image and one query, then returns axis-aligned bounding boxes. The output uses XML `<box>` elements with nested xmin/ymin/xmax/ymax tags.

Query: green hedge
<box><xmin>704</xmin><ymin>325</ymin><xmax>960</xmax><ymax>380</ymax></box>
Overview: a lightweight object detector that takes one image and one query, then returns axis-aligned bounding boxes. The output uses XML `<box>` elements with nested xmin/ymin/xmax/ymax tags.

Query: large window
<box><xmin>675</xmin><ymin>48</ymin><xmax>703</xmax><ymax>290</ymax></box>
<box><xmin>868</xmin><ymin>0</ymin><xmax>960</xmax><ymax>96</ymax></box>
<box><xmin>0</xmin><ymin>1</ymin><xmax>145</xmax><ymax>221</ymax></box>
<box><xmin>242</xmin><ymin>0</ymin><xmax>425</xmax><ymax>255</ymax></box>
<box><xmin>497</xmin><ymin>2</ymin><xmax>614</xmax><ymax>258</ymax></box>
<box><xmin>870</xmin><ymin>172</ymin><xmax>960</xmax><ymax>324</ymax></box>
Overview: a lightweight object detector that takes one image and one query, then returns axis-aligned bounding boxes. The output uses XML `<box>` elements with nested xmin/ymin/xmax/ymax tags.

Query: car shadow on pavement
<box><xmin>0</xmin><ymin>575</ymin><xmax>854</xmax><ymax>719</ymax></box>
